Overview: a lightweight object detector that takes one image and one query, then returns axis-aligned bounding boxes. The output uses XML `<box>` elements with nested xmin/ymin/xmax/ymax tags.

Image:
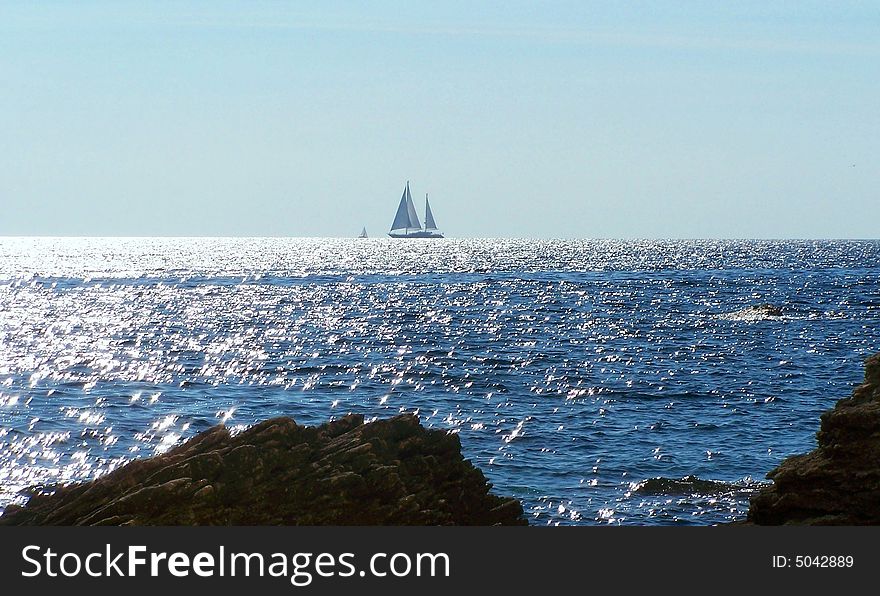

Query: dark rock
<box><xmin>0</xmin><ymin>413</ymin><xmax>526</xmax><ymax>526</ymax></box>
<box><xmin>632</xmin><ymin>475</ymin><xmax>744</xmax><ymax>496</ymax></box>
<box><xmin>754</xmin><ymin>304</ymin><xmax>783</xmax><ymax>317</ymax></box>
<box><xmin>748</xmin><ymin>352</ymin><xmax>880</xmax><ymax>525</ymax></box>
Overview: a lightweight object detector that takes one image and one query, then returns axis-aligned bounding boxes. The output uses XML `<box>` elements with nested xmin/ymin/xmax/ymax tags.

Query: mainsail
<box><xmin>390</xmin><ymin>181</ymin><xmax>422</xmax><ymax>231</ymax></box>
<box><xmin>404</xmin><ymin>183</ymin><xmax>421</xmax><ymax>229</ymax></box>
<box><xmin>424</xmin><ymin>194</ymin><xmax>437</xmax><ymax>231</ymax></box>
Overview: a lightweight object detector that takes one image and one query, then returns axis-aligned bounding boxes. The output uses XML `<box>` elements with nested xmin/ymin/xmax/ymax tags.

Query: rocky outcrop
<box><xmin>0</xmin><ymin>414</ymin><xmax>526</xmax><ymax>526</ymax></box>
<box><xmin>748</xmin><ymin>352</ymin><xmax>880</xmax><ymax>524</ymax></box>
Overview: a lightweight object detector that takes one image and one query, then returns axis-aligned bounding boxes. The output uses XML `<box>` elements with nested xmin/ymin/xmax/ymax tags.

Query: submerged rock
<box><xmin>718</xmin><ymin>303</ymin><xmax>785</xmax><ymax>321</ymax></box>
<box><xmin>748</xmin><ymin>352</ymin><xmax>880</xmax><ymax>525</ymax></box>
<box><xmin>632</xmin><ymin>475</ymin><xmax>752</xmax><ymax>496</ymax></box>
<box><xmin>753</xmin><ymin>303</ymin><xmax>784</xmax><ymax>317</ymax></box>
<box><xmin>0</xmin><ymin>414</ymin><xmax>526</xmax><ymax>526</ymax></box>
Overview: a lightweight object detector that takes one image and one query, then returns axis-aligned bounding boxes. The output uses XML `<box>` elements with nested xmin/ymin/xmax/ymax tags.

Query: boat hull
<box><xmin>388</xmin><ymin>231</ymin><xmax>444</xmax><ymax>238</ymax></box>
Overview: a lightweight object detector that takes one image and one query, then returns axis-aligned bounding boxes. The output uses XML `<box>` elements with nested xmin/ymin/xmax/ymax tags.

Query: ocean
<box><xmin>1</xmin><ymin>237</ymin><xmax>878</xmax><ymax>525</ymax></box>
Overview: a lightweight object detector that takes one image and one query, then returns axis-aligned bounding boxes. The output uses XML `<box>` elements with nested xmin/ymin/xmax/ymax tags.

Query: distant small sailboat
<box><xmin>358</xmin><ymin>227</ymin><xmax>368</xmax><ymax>238</ymax></box>
<box><xmin>388</xmin><ymin>181</ymin><xmax>444</xmax><ymax>238</ymax></box>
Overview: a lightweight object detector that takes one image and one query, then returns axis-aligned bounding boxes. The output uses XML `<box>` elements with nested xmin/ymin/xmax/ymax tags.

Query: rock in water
<box><xmin>0</xmin><ymin>414</ymin><xmax>526</xmax><ymax>526</ymax></box>
<box><xmin>748</xmin><ymin>352</ymin><xmax>880</xmax><ymax>525</ymax></box>
<box><xmin>754</xmin><ymin>303</ymin><xmax>783</xmax><ymax>317</ymax></box>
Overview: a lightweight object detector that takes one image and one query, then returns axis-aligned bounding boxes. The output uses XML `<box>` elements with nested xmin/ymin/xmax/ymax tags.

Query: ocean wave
<box><xmin>717</xmin><ymin>304</ymin><xmax>785</xmax><ymax>321</ymax></box>
<box><xmin>715</xmin><ymin>303</ymin><xmax>851</xmax><ymax>321</ymax></box>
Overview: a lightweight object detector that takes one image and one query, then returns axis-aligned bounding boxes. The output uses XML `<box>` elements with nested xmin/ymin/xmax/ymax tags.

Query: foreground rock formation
<box><xmin>748</xmin><ymin>352</ymin><xmax>880</xmax><ymax>524</ymax></box>
<box><xmin>0</xmin><ymin>414</ymin><xmax>525</xmax><ymax>526</ymax></box>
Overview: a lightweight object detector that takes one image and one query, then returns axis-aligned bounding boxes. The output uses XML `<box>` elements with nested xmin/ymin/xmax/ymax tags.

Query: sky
<box><xmin>0</xmin><ymin>1</ymin><xmax>877</xmax><ymax>238</ymax></box>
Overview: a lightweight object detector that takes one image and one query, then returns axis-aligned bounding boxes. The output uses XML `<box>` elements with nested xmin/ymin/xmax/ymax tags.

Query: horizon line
<box><xmin>1</xmin><ymin>235</ymin><xmax>878</xmax><ymax>242</ymax></box>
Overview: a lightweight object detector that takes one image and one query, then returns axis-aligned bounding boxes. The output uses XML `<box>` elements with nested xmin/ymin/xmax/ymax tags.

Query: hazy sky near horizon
<box><xmin>1</xmin><ymin>1</ymin><xmax>877</xmax><ymax>238</ymax></box>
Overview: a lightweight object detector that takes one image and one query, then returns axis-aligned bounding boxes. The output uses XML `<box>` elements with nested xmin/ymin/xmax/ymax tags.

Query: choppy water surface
<box><xmin>1</xmin><ymin>238</ymin><xmax>878</xmax><ymax>525</ymax></box>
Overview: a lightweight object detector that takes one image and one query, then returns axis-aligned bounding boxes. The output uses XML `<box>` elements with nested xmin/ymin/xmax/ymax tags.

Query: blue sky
<box><xmin>1</xmin><ymin>1</ymin><xmax>877</xmax><ymax>237</ymax></box>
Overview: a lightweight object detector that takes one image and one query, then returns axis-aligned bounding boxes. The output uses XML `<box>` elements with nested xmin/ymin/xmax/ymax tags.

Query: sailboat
<box><xmin>388</xmin><ymin>181</ymin><xmax>444</xmax><ymax>238</ymax></box>
<box><xmin>358</xmin><ymin>227</ymin><xmax>368</xmax><ymax>238</ymax></box>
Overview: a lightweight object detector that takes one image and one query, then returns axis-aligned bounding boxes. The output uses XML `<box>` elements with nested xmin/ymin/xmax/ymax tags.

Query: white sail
<box><xmin>424</xmin><ymin>194</ymin><xmax>438</xmax><ymax>230</ymax></box>
<box><xmin>359</xmin><ymin>227</ymin><xmax>368</xmax><ymax>238</ymax></box>
<box><xmin>404</xmin><ymin>183</ymin><xmax>421</xmax><ymax>229</ymax></box>
<box><xmin>390</xmin><ymin>185</ymin><xmax>413</xmax><ymax>231</ymax></box>
<box><xmin>391</xmin><ymin>182</ymin><xmax>423</xmax><ymax>231</ymax></box>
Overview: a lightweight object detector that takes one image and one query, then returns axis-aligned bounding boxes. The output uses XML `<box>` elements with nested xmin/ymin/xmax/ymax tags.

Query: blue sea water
<box><xmin>0</xmin><ymin>237</ymin><xmax>878</xmax><ymax>525</ymax></box>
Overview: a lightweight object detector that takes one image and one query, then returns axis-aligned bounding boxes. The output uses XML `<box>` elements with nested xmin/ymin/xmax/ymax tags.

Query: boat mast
<box><xmin>391</xmin><ymin>181</ymin><xmax>416</xmax><ymax>235</ymax></box>
<box><xmin>403</xmin><ymin>180</ymin><xmax>421</xmax><ymax>233</ymax></box>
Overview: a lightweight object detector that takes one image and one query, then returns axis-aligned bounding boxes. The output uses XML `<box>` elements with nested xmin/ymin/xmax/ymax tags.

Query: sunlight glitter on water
<box><xmin>0</xmin><ymin>238</ymin><xmax>878</xmax><ymax>523</ymax></box>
